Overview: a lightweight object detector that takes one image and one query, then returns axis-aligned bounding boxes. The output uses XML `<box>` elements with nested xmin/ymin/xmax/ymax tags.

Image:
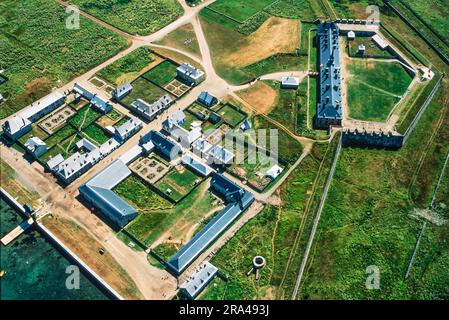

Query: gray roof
<box><xmin>317</xmin><ymin>22</ymin><xmax>343</xmax><ymax>120</ymax></box>
<box><xmin>114</xmin><ymin>117</ymin><xmax>142</xmax><ymax>141</ymax></box>
<box><xmin>281</xmin><ymin>76</ymin><xmax>299</xmax><ymax>87</ymax></box>
<box><xmin>182</xmin><ymin>154</ymin><xmax>214</xmax><ymax>177</ymax></box>
<box><xmin>167</xmin><ymin>173</ymin><xmax>254</xmax><ymax>274</ymax></box>
<box><xmin>180</xmin><ymin>262</ymin><xmax>218</xmax><ymax>299</ymax></box>
<box><xmin>141</xmin><ymin>131</ymin><xmax>181</xmax><ymax>159</ymax></box>
<box><xmin>46</xmin><ymin>154</ymin><xmax>65</xmax><ymax>171</ymax></box>
<box><xmin>208</xmin><ymin>145</ymin><xmax>234</xmax><ymax>165</ymax></box>
<box><xmin>79</xmin><ymin>159</ymin><xmax>137</xmax><ymax>227</ymax></box>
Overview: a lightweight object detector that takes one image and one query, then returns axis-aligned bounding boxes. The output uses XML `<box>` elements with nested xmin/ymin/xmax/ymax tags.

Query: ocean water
<box><xmin>0</xmin><ymin>198</ymin><xmax>109</xmax><ymax>300</ymax></box>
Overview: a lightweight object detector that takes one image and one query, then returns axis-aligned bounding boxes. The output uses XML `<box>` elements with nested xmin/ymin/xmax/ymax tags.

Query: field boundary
<box><xmin>403</xmin><ymin>74</ymin><xmax>444</xmax><ymax>142</ymax></box>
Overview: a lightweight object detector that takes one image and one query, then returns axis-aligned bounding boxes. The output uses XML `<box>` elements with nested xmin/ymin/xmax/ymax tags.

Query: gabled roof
<box><xmin>180</xmin><ymin>262</ymin><xmax>218</xmax><ymax>299</ymax></box>
<box><xmin>4</xmin><ymin>116</ymin><xmax>31</xmax><ymax>135</ymax></box>
<box><xmin>79</xmin><ymin>159</ymin><xmax>137</xmax><ymax>227</ymax></box>
<box><xmin>208</xmin><ymin>144</ymin><xmax>234</xmax><ymax>165</ymax></box>
<box><xmin>197</xmin><ymin>91</ymin><xmax>217</xmax><ymax>107</ymax></box>
<box><xmin>182</xmin><ymin>154</ymin><xmax>214</xmax><ymax>177</ymax></box>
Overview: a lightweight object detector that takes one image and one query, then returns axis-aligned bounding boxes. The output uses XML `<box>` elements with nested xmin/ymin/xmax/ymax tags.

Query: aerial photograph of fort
<box><xmin>0</xmin><ymin>0</ymin><xmax>448</xmax><ymax>305</ymax></box>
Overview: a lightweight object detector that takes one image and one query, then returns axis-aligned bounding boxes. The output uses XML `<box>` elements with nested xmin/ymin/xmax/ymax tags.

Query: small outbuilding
<box><xmin>24</xmin><ymin>136</ymin><xmax>47</xmax><ymax>158</ymax></box>
<box><xmin>347</xmin><ymin>31</ymin><xmax>355</xmax><ymax>40</ymax></box>
<box><xmin>281</xmin><ymin>76</ymin><xmax>300</xmax><ymax>89</ymax></box>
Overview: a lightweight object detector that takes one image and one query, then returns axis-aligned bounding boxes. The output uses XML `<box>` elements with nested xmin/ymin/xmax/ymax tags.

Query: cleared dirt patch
<box><xmin>224</xmin><ymin>17</ymin><xmax>300</xmax><ymax>68</ymax></box>
<box><xmin>237</xmin><ymin>81</ymin><xmax>278</xmax><ymax>114</ymax></box>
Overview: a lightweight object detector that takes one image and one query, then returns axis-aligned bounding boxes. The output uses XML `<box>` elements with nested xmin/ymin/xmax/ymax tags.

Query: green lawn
<box><xmin>142</xmin><ymin>60</ymin><xmax>178</xmax><ymax>87</ymax></box>
<box><xmin>155</xmin><ymin>24</ymin><xmax>201</xmax><ymax>58</ymax></box>
<box><xmin>68</xmin><ymin>105</ymin><xmax>102</xmax><ymax>130</ymax></box>
<box><xmin>43</xmin><ymin>125</ymin><xmax>77</xmax><ymax>149</ymax></box>
<box><xmin>82</xmin><ymin>124</ymin><xmax>110</xmax><ymax>145</ymax></box>
<box><xmin>114</xmin><ymin>175</ymin><xmax>171</xmax><ymax>212</ymax></box>
<box><xmin>208</xmin><ymin>0</ymin><xmax>276</xmax><ymax>22</ymax></box>
<box><xmin>70</xmin><ymin>0</ymin><xmax>183</xmax><ymax>35</ymax></box>
<box><xmin>121</xmin><ymin>78</ymin><xmax>168</xmax><ymax>106</ymax></box>
<box><xmin>96</xmin><ymin>47</ymin><xmax>155</xmax><ymax>85</ymax></box>
<box><xmin>300</xmin><ymin>84</ymin><xmax>449</xmax><ymax>299</ymax></box>
<box><xmin>125</xmin><ymin>182</ymin><xmax>217</xmax><ymax>246</ymax></box>
<box><xmin>0</xmin><ymin>0</ymin><xmax>127</xmax><ymax>119</ymax></box>
<box><xmin>265</xmin><ymin>81</ymin><xmax>298</xmax><ymax>133</ymax></box>
<box><xmin>217</xmin><ymin>104</ymin><xmax>247</xmax><ymax>128</ymax></box>
<box><xmin>202</xmin><ymin>137</ymin><xmax>340</xmax><ymax>299</ymax></box>
<box><xmin>347</xmin><ymin>59</ymin><xmax>413</xmax><ymax>121</ymax></box>
<box><xmin>155</xmin><ymin>167</ymin><xmax>199</xmax><ymax>202</ymax></box>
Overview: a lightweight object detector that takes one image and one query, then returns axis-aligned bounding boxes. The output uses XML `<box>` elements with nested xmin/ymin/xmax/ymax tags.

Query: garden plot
<box><xmin>96</xmin><ymin>109</ymin><xmax>124</xmax><ymax>128</ymax></box>
<box><xmin>164</xmin><ymin>79</ymin><xmax>190</xmax><ymax>97</ymax></box>
<box><xmin>130</xmin><ymin>155</ymin><xmax>170</xmax><ymax>184</ymax></box>
<box><xmin>188</xmin><ymin>102</ymin><xmax>212</xmax><ymax>120</ymax></box>
<box><xmin>38</xmin><ymin>106</ymin><xmax>77</xmax><ymax>135</ymax></box>
<box><xmin>154</xmin><ymin>165</ymin><xmax>201</xmax><ymax>202</ymax></box>
<box><xmin>216</xmin><ymin>103</ymin><xmax>247</xmax><ymax>128</ymax></box>
<box><xmin>142</xmin><ymin>60</ymin><xmax>178</xmax><ymax>87</ymax></box>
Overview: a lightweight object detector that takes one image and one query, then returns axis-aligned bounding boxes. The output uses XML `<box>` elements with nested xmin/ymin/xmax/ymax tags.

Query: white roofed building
<box><xmin>176</xmin><ymin>63</ymin><xmax>205</xmax><ymax>86</ymax></box>
<box><xmin>24</xmin><ymin>136</ymin><xmax>47</xmax><ymax>158</ymax></box>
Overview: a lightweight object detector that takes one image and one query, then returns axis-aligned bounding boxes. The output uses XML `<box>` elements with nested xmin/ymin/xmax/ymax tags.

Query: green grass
<box><xmin>208</xmin><ymin>0</ymin><xmax>276</xmax><ymax>22</ymax></box>
<box><xmin>70</xmin><ymin>0</ymin><xmax>183</xmax><ymax>36</ymax></box>
<box><xmin>347</xmin><ymin>59</ymin><xmax>413</xmax><ymax>121</ymax></box>
<box><xmin>96</xmin><ymin>47</ymin><xmax>155</xmax><ymax>85</ymax></box>
<box><xmin>152</xmin><ymin>242</ymin><xmax>181</xmax><ymax>261</ymax></box>
<box><xmin>217</xmin><ymin>104</ymin><xmax>247</xmax><ymax>128</ymax></box>
<box><xmin>155</xmin><ymin>23</ymin><xmax>201</xmax><ymax>58</ymax></box>
<box><xmin>404</xmin><ymin>0</ymin><xmax>449</xmax><ymax>45</ymax></box>
<box><xmin>121</xmin><ymin>77</ymin><xmax>168</xmax><ymax>106</ymax></box>
<box><xmin>0</xmin><ymin>0</ymin><xmax>128</xmax><ymax>120</ymax></box>
<box><xmin>252</xmin><ymin>116</ymin><xmax>303</xmax><ymax>165</ymax></box>
<box><xmin>43</xmin><ymin>125</ymin><xmax>77</xmax><ymax>149</ymax></box>
<box><xmin>202</xmin><ymin>138</ymin><xmax>340</xmax><ymax>299</ymax></box>
<box><xmin>348</xmin><ymin>37</ymin><xmax>395</xmax><ymax>58</ymax></box>
<box><xmin>300</xmin><ymin>83</ymin><xmax>449</xmax><ymax>299</ymax></box>
<box><xmin>82</xmin><ymin>124</ymin><xmax>110</xmax><ymax>145</ymax></box>
<box><xmin>125</xmin><ymin>183</ymin><xmax>216</xmax><ymax>246</ymax></box>
<box><xmin>155</xmin><ymin>167</ymin><xmax>199</xmax><ymax>202</ymax></box>
<box><xmin>142</xmin><ymin>60</ymin><xmax>178</xmax><ymax>87</ymax></box>
<box><xmin>348</xmin><ymin>81</ymin><xmax>401</xmax><ymax>122</ymax></box>
<box><xmin>265</xmin><ymin>81</ymin><xmax>298</xmax><ymax>133</ymax></box>
<box><xmin>242</xmin><ymin>54</ymin><xmax>308</xmax><ymax>80</ymax></box>
<box><xmin>67</xmin><ymin>105</ymin><xmax>102</xmax><ymax>130</ymax></box>
<box><xmin>114</xmin><ymin>175</ymin><xmax>172</xmax><ymax>212</ymax></box>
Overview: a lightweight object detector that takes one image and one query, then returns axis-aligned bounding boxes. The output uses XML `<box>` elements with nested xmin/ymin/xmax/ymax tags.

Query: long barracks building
<box><xmin>315</xmin><ymin>22</ymin><xmax>343</xmax><ymax>129</ymax></box>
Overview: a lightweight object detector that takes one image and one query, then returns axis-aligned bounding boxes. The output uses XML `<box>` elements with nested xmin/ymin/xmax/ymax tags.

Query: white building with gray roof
<box><xmin>24</xmin><ymin>136</ymin><xmax>47</xmax><ymax>158</ymax></box>
<box><xmin>176</xmin><ymin>63</ymin><xmax>205</xmax><ymax>86</ymax></box>
<box><xmin>130</xmin><ymin>95</ymin><xmax>173</xmax><ymax>121</ymax></box>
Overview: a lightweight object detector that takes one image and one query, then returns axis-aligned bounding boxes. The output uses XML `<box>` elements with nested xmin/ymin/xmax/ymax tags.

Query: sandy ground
<box><xmin>224</xmin><ymin>17</ymin><xmax>300</xmax><ymax>68</ymax></box>
<box><xmin>237</xmin><ymin>81</ymin><xmax>278</xmax><ymax>114</ymax></box>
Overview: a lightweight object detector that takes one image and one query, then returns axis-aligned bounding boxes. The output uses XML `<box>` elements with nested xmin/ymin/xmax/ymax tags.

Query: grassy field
<box><xmin>251</xmin><ymin>116</ymin><xmax>303</xmax><ymax>165</ymax></box>
<box><xmin>300</xmin><ymin>82</ymin><xmax>449</xmax><ymax>299</ymax></box>
<box><xmin>217</xmin><ymin>104</ymin><xmax>247</xmax><ymax>128</ymax></box>
<box><xmin>346</xmin><ymin>59</ymin><xmax>413</xmax><ymax>121</ymax></box>
<box><xmin>96</xmin><ymin>47</ymin><xmax>155</xmax><ymax>85</ymax></box>
<box><xmin>199</xmin><ymin>13</ymin><xmax>300</xmax><ymax>84</ymax></box>
<box><xmin>142</xmin><ymin>60</ymin><xmax>178</xmax><ymax>87</ymax></box>
<box><xmin>202</xmin><ymin>137</ymin><xmax>341</xmax><ymax>299</ymax></box>
<box><xmin>265</xmin><ymin>81</ymin><xmax>298</xmax><ymax>133</ymax></box>
<box><xmin>348</xmin><ymin>37</ymin><xmax>395</xmax><ymax>58</ymax></box>
<box><xmin>0</xmin><ymin>0</ymin><xmax>128</xmax><ymax>119</ymax></box>
<box><xmin>82</xmin><ymin>123</ymin><xmax>110</xmax><ymax>145</ymax></box>
<box><xmin>155</xmin><ymin>24</ymin><xmax>201</xmax><ymax>58</ymax></box>
<box><xmin>125</xmin><ymin>182</ymin><xmax>218</xmax><ymax>246</ymax></box>
<box><xmin>70</xmin><ymin>0</ymin><xmax>183</xmax><ymax>35</ymax></box>
<box><xmin>155</xmin><ymin>167</ymin><xmax>199</xmax><ymax>202</ymax></box>
<box><xmin>68</xmin><ymin>105</ymin><xmax>102</xmax><ymax>130</ymax></box>
<box><xmin>404</xmin><ymin>0</ymin><xmax>449</xmax><ymax>45</ymax></box>
<box><xmin>208</xmin><ymin>0</ymin><xmax>276</xmax><ymax>22</ymax></box>
<box><xmin>0</xmin><ymin>159</ymin><xmax>41</xmax><ymax>207</ymax></box>
<box><xmin>121</xmin><ymin>77</ymin><xmax>168</xmax><ymax>106</ymax></box>
<box><xmin>114</xmin><ymin>175</ymin><xmax>172</xmax><ymax>212</ymax></box>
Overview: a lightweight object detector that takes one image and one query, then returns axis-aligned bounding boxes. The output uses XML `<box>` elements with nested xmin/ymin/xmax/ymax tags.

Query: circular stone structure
<box><xmin>253</xmin><ymin>256</ymin><xmax>266</xmax><ymax>269</ymax></box>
